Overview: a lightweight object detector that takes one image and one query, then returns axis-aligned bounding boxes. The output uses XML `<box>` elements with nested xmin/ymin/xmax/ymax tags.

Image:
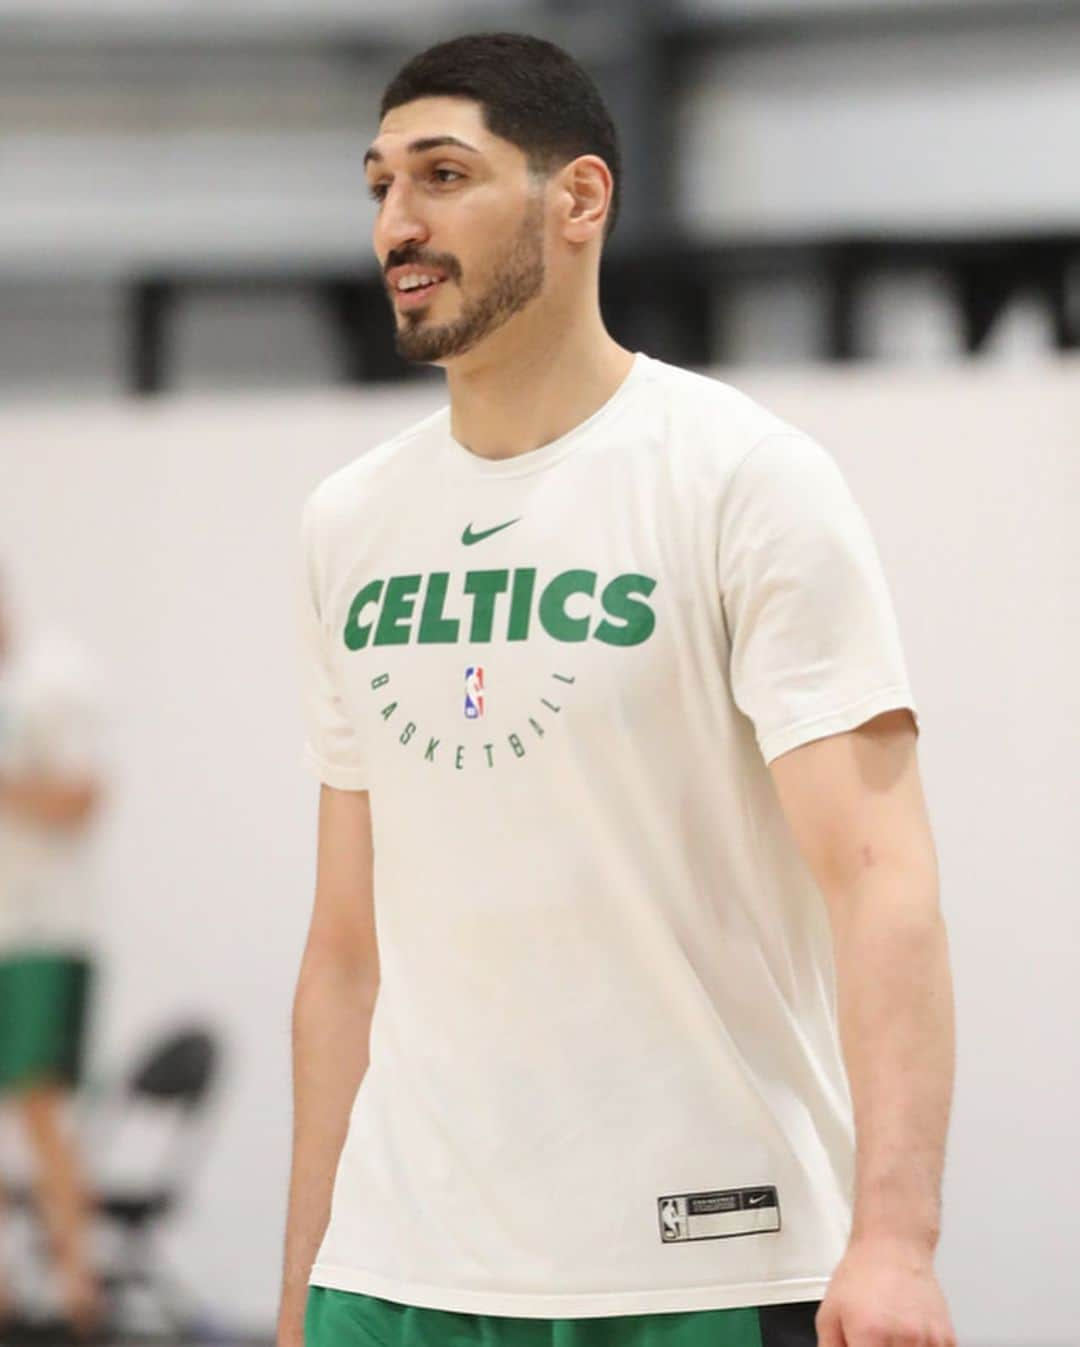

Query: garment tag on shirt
<box><xmin>657</xmin><ymin>1186</ymin><xmax>780</xmax><ymax>1242</ymax></box>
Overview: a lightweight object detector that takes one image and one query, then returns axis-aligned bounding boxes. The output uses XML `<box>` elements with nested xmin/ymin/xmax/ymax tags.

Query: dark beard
<box><xmin>393</xmin><ymin>195</ymin><xmax>545</xmax><ymax>364</ymax></box>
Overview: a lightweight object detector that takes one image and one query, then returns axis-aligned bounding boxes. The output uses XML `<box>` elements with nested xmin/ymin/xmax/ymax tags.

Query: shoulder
<box><xmin>302</xmin><ymin>401</ymin><xmax>450</xmax><ymax>538</ymax></box>
<box><xmin>632</xmin><ymin>355</ymin><xmax>810</xmax><ymax>483</ymax></box>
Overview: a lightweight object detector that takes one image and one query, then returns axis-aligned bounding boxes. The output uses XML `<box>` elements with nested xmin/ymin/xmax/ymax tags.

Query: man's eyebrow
<box><xmin>363</xmin><ymin>135</ymin><xmax>481</xmax><ymax>169</ymax></box>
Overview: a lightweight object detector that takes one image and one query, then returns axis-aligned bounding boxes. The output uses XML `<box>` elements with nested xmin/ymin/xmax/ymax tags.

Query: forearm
<box><xmin>279</xmin><ymin>948</ymin><xmax>378</xmax><ymax>1333</ymax></box>
<box><xmin>828</xmin><ymin>868</ymin><xmax>955</xmax><ymax>1253</ymax></box>
<box><xmin>0</xmin><ymin>773</ymin><xmax>98</xmax><ymax>827</ymax></box>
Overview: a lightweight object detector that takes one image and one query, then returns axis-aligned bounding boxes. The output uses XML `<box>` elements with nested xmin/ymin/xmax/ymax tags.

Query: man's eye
<box><xmin>367</xmin><ymin>169</ymin><xmax>459</xmax><ymax>203</ymax></box>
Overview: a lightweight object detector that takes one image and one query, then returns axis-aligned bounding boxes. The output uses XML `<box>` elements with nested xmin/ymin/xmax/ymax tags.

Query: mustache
<box><xmin>385</xmin><ymin>247</ymin><xmax>462</xmax><ymax>283</ymax></box>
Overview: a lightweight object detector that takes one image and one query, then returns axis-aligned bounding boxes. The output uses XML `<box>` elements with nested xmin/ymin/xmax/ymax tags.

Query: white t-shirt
<box><xmin>298</xmin><ymin>352</ymin><xmax>920</xmax><ymax>1318</ymax></box>
<box><xmin>0</xmin><ymin>631</ymin><xmax>105</xmax><ymax>956</ymax></box>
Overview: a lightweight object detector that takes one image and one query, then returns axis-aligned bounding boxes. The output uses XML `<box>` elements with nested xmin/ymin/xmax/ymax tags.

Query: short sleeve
<box><xmin>37</xmin><ymin>685</ymin><xmax>102</xmax><ymax>778</ymax></box>
<box><xmin>298</xmin><ymin>497</ymin><xmax>370</xmax><ymax>791</ymax></box>
<box><xmin>717</xmin><ymin>432</ymin><xmax>920</xmax><ymax>766</ymax></box>
<box><xmin>16</xmin><ymin>636</ymin><xmax>106</xmax><ymax>780</ymax></box>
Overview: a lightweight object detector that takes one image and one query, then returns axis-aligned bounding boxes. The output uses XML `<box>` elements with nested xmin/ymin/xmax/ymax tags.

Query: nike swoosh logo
<box><xmin>747</xmin><ymin>1194</ymin><xmax>769</xmax><ymax>1206</ymax></box>
<box><xmin>461</xmin><ymin>517</ymin><xmax>522</xmax><ymax>546</ymax></box>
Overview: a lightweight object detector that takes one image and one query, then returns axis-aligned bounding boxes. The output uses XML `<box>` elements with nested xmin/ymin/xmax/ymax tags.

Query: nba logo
<box><xmin>464</xmin><ymin>666</ymin><xmax>485</xmax><ymax>719</ymax></box>
<box><xmin>659</xmin><ymin>1198</ymin><xmax>685</xmax><ymax>1241</ymax></box>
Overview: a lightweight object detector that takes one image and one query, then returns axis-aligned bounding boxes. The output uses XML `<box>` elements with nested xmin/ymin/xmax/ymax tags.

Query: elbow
<box><xmin>58</xmin><ymin>780</ymin><xmax>104</xmax><ymax>828</ymax></box>
<box><xmin>72</xmin><ymin>782</ymin><xmax>102</xmax><ymax>823</ymax></box>
<box><xmin>297</xmin><ymin>936</ymin><xmax>380</xmax><ymax>1005</ymax></box>
<box><xmin>822</xmin><ymin>856</ymin><xmax>944</xmax><ymax>940</ymax></box>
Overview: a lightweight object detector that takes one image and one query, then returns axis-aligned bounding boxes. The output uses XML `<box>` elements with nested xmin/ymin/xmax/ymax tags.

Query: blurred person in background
<box><xmin>0</xmin><ymin>572</ymin><xmax>107</xmax><ymax>1341</ymax></box>
<box><xmin>282</xmin><ymin>31</ymin><xmax>956</xmax><ymax>1347</ymax></box>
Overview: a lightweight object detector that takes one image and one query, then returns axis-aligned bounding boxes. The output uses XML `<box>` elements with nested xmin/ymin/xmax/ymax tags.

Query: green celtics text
<box><xmin>343</xmin><ymin>568</ymin><xmax>657</xmax><ymax>650</ymax></box>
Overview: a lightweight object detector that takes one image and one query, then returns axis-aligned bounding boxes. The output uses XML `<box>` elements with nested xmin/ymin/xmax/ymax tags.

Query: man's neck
<box><xmin>445</xmin><ymin>319</ymin><xmax>636</xmax><ymax>462</ymax></box>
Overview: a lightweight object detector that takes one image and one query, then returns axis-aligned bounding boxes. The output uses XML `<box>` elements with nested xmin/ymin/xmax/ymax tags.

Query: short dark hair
<box><xmin>380</xmin><ymin>32</ymin><xmax>622</xmax><ymax>243</ymax></box>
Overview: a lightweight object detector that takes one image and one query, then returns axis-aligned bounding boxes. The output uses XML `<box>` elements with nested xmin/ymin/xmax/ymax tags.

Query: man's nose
<box><xmin>376</xmin><ymin>182</ymin><xmax>430</xmax><ymax>256</ymax></box>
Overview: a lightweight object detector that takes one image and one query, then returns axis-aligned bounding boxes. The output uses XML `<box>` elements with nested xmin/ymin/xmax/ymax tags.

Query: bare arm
<box><xmin>278</xmin><ymin>785</ymin><xmax>380</xmax><ymax>1347</ymax></box>
<box><xmin>832</xmin><ymin>862</ymin><xmax>953</xmax><ymax>1253</ymax></box>
<box><xmin>769</xmin><ymin>708</ymin><xmax>956</xmax><ymax>1347</ymax></box>
<box><xmin>0</xmin><ymin>773</ymin><xmax>101</xmax><ymax>828</ymax></box>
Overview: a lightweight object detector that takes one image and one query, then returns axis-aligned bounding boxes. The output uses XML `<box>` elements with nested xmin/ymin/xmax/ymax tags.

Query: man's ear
<box><xmin>557</xmin><ymin>154</ymin><xmax>613</xmax><ymax>244</ymax></box>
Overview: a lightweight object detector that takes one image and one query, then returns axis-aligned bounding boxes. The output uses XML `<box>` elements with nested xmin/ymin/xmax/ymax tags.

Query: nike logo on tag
<box><xmin>461</xmin><ymin>518</ymin><xmax>522</xmax><ymax>546</ymax></box>
<box><xmin>747</xmin><ymin>1193</ymin><xmax>769</xmax><ymax>1206</ymax></box>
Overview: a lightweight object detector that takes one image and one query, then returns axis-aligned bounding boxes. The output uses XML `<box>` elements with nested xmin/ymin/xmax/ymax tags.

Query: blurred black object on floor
<box><xmin>5</xmin><ymin>1026</ymin><xmax>222</xmax><ymax>1343</ymax></box>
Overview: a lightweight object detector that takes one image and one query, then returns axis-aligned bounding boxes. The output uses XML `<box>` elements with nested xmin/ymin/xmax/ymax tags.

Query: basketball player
<box><xmin>280</xmin><ymin>32</ymin><xmax>957</xmax><ymax>1347</ymax></box>
<box><xmin>0</xmin><ymin>576</ymin><xmax>107</xmax><ymax>1340</ymax></box>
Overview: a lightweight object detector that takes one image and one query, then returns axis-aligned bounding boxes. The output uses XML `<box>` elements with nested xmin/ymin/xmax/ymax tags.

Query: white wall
<box><xmin>1</xmin><ymin>357</ymin><xmax>1078</xmax><ymax>1341</ymax></box>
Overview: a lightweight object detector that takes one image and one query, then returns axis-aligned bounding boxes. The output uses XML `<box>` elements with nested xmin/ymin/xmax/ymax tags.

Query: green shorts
<box><xmin>0</xmin><ymin>951</ymin><xmax>93</xmax><ymax>1094</ymax></box>
<box><xmin>304</xmin><ymin>1286</ymin><xmax>820</xmax><ymax>1347</ymax></box>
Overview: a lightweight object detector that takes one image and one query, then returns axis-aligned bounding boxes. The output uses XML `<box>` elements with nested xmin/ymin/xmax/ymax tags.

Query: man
<box><xmin>281</xmin><ymin>32</ymin><xmax>957</xmax><ymax>1347</ymax></box>
<box><xmin>0</xmin><ymin>575</ymin><xmax>106</xmax><ymax>1340</ymax></box>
